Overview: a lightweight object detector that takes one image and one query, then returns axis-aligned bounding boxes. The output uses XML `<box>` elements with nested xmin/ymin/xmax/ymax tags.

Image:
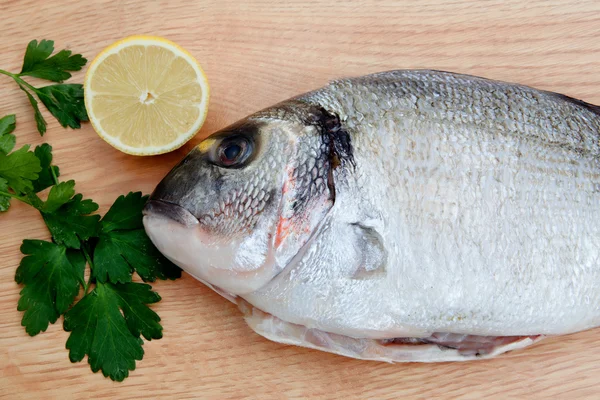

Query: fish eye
<box><xmin>213</xmin><ymin>136</ymin><xmax>253</xmax><ymax>168</ymax></box>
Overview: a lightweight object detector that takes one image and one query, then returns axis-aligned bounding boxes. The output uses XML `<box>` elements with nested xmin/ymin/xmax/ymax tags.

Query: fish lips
<box><xmin>143</xmin><ymin>197</ymin><xmax>280</xmax><ymax>296</ymax></box>
<box><xmin>142</xmin><ymin>199</ymin><xmax>199</xmax><ymax>227</ymax></box>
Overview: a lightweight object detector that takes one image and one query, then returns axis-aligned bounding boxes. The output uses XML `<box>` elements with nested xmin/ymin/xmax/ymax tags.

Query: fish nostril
<box><xmin>143</xmin><ymin>200</ymin><xmax>199</xmax><ymax>227</ymax></box>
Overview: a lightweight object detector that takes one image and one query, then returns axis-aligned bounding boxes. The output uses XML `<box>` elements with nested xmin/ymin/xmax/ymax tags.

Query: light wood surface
<box><xmin>2</xmin><ymin>1</ymin><xmax>600</xmax><ymax>398</ymax></box>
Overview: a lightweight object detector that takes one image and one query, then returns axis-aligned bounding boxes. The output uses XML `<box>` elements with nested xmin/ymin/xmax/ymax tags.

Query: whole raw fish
<box><xmin>143</xmin><ymin>70</ymin><xmax>600</xmax><ymax>361</ymax></box>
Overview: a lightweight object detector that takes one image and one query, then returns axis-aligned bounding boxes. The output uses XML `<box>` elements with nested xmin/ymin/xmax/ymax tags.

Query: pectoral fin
<box><xmin>349</xmin><ymin>223</ymin><xmax>387</xmax><ymax>280</ymax></box>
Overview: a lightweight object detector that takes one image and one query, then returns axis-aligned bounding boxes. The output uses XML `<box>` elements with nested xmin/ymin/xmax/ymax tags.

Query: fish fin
<box><xmin>544</xmin><ymin>91</ymin><xmax>600</xmax><ymax>117</ymax></box>
<box><xmin>237</xmin><ymin>299</ymin><xmax>545</xmax><ymax>362</ymax></box>
<box><xmin>349</xmin><ymin>223</ymin><xmax>388</xmax><ymax>280</ymax></box>
<box><xmin>383</xmin><ymin>333</ymin><xmax>543</xmax><ymax>357</ymax></box>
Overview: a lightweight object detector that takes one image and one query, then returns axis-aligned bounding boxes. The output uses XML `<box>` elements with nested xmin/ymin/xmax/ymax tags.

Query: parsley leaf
<box><xmin>64</xmin><ymin>282</ymin><xmax>162</xmax><ymax>382</ymax></box>
<box><xmin>0</xmin><ymin>114</ymin><xmax>16</xmax><ymax>154</ymax></box>
<box><xmin>36</xmin><ymin>84</ymin><xmax>88</xmax><ymax>129</ymax></box>
<box><xmin>0</xmin><ymin>116</ymin><xmax>17</xmax><ymax>211</ymax></box>
<box><xmin>114</xmin><ymin>282</ymin><xmax>163</xmax><ymax>340</ymax></box>
<box><xmin>0</xmin><ymin>145</ymin><xmax>41</xmax><ymax>193</ymax></box>
<box><xmin>93</xmin><ymin>192</ymin><xmax>181</xmax><ymax>283</ymax></box>
<box><xmin>43</xmin><ymin>193</ymin><xmax>100</xmax><ymax>249</ymax></box>
<box><xmin>42</xmin><ymin>180</ymin><xmax>75</xmax><ymax>212</ymax></box>
<box><xmin>101</xmin><ymin>191</ymin><xmax>147</xmax><ymax>231</ymax></box>
<box><xmin>0</xmin><ymin>114</ymin><xmax>16</xmax><ymax>137</ymax></box>
<box><xmin>0</xmin><ymin>39</ymin><xmax>87</xmax><ymax>135</ymax></box>
<box><xmin>0</xmin><ymin>178</ymin><xmax>10</xmax><ymax>212</ymax></box>
<box><xmin>15</xmin><ymin>240</ymin><xmax>84</xmax><ymax>336</ymax></box>
<box><xmin>94</xmin><ymin>229</ymin><xmax>182</xmax><ymax>283</ymax></box>
<box><xmin>20</xmin><ymin>39</ymin><xmax>87</xmax><ymax>82</ymax></box>
<box><xmin>19</xmin><ymin>85</ymin><xmax>47</xmax><ymax>135</ymax></box>
<box><xmin>32</xmin><ymin>144</ymin><xmax>60</xmax><ymax>192</ymax></box>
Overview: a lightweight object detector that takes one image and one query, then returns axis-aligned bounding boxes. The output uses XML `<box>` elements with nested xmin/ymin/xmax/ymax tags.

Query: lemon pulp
<box><xmin>84</xmin><ymin>36</ymin><xmax>209</xmax><ymax>155</ymax></box>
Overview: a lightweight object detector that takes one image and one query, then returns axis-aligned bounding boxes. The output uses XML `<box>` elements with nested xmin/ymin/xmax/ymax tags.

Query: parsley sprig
<box><xmin>1</xmin><ymin>39</ymin><xmax>182</xmax><ymax>382</ymax></box>
<box><xmin>0</xmin><ymin>40</ymin><xmax>88</xmax><ymax>135</ymax></box>
<box><xmin>3</xmin><ymin>114</ymin><xmax>181</xmax><ymax>381</ymax></box>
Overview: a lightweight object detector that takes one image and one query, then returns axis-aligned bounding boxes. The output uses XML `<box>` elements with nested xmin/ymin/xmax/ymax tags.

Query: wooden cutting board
<box><xmin>2</xmin><ymin>0</ymin><xmax>600</xmax><ymax>398</ymax></box>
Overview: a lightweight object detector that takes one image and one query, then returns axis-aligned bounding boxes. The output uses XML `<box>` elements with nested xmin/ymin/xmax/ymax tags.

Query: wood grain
<box><xmin>2</xmin><ymin>0</ymin><xmax>600</xmax><ymax>398</ymax></box>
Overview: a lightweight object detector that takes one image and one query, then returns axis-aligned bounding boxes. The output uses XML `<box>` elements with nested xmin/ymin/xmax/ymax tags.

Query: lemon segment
<box><xmin>84</xmin><ymin>35</ymin><xmax>209</xmax><ymax>155</ymax></box>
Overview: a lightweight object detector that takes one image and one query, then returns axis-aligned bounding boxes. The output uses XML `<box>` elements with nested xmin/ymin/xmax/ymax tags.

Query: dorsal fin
<box><xmin>546</xmin><ymin>91</ymin><xmax>600</xmax><ymax>117</ymax></box>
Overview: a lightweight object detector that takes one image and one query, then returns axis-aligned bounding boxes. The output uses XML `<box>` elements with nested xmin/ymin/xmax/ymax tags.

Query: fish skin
<box><xmin>144</xmin><ymin>70</ymin><xmax>600</xmax><ymax>359</ymax></box>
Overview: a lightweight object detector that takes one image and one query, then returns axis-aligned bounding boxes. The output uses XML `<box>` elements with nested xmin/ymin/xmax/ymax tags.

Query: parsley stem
<box><xmin>0</xmin><ymin>190</ymin><xmax>32</xmax><ymax>205</ymax></box>
<box><xmin>76</xmin><ymin>270</ymin><xmax>87</xmax><ymax>293</ymax></box>
<box><xmin>0</xmin><ymin>68</ymin><xmax>14</xmax><ymax>79</ymax></box>
<box><xmin>27</xmin><ymin>191</ymin><xmax>44</xmax><ymax>210</ymax></box>
<box><xmin>0</xmin><ymin>68</ymin><xmax>38</xmax><ymax>93</ymax></box>
<box><xmin>16</xmin><ymin>77</ymin><xmax>39</xmax><ymax>95</ymax></box>
<box><xmin>50</xmin><ymin>166</ymin><xmax>59</xmax><ymax>186</ymax></box>
<box><xmin>81</xmin><ymin>245</ymin><xmax>94</xmax><ymax>294</ymax></box>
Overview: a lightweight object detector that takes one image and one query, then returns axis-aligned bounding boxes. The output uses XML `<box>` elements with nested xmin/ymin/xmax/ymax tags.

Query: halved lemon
<box><xmin>84</xmin><ymin>35</ymin><xmax>209</xmax><ymax>155</ymax></box>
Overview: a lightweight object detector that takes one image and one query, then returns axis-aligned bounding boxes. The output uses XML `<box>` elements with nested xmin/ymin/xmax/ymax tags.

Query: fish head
<box><xmin>143</xmin><ymin>104</ymin><xmax>340</xmax><ymax>296</ymax></box>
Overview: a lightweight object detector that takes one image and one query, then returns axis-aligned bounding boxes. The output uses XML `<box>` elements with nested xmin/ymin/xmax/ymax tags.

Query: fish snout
<box><xmin>143</xmin><ymin>199</ymin><xmax>199</xmax><ymax>227</ymax></box>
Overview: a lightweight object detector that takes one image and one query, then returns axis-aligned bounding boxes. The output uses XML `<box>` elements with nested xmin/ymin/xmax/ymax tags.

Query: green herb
<box><xmin>0</xmin><ymin>40</ymin><xmax>88</xmax><ymax>135</ymax></box>
<box><xmin>0</xmin><ymin>179</ymin><xmax>10</xmax><ymax>211</ymax></box>
<box><xmin>64</xmin><ymin>281</ymin><xmax>163</xmax><ymax>382</ymax></box>
<box><xmin>15</xmin><ymin>240</ymin><xmax>85</xmax><ymax>336</ymax></box>
<box><xmin>42</xmin><ymin>193</ymin><xmax>101</xmax><ymax>249</ymax></box>
<box><xmin>0</xmin><ymin>145</ymin><xmax>41</xmax><ymax>193</ymax></box>
<box><xmin>2</xmin><ymin>95</ymin><xmax>181</xmax><ymax>380</ymax></box>
<box><xmin>1</xmin><ymin>40</ymin><xmax>182</xmax><ymax>382</ymax></box>
<box><xmin>94</xmin><ymin>193</ymin><xmax>181</xmax><ymax>283</ymax></box>
<box><xmin>0</xmin><ymin>114</ymin><xmax>17</xmax><ymax>154</ymax></box>
<box><xmin>32</xmin><ymin>143</ymin><xmax>60</xmax><ymax>192</ymax></box>
<box><xmin>20</xmin><ymin>39</ymin><xmax>86</xmax><ymax>82</ymax></box>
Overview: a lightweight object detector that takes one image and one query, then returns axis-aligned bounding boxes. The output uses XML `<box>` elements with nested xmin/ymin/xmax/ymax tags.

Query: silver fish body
<box><xmin>144</xmin><ymin>70</ymin><xmax>600</xmax><ymax>361</ymax></box>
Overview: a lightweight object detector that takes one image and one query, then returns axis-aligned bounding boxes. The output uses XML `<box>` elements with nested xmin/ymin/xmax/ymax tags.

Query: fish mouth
<box><xmin>143</xmin><ymin>199</ymin><xmax>199</xmax><ymax>227</ymax></box>
<box><xmin>142</xmin><ymin>201</ymin><xmax>237</xmax><ymax>301</ymax></box>
<box><xmin>142</xmin><ymin>198</ymin><xmax>279</xmax><ymax>296</ymax></box>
